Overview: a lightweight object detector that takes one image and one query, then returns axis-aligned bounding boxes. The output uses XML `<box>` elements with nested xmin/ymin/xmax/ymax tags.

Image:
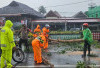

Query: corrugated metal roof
<box><xmin>0</xmin><ymin>1</ymin><xmax>44</xmax><ymax>17</ymax></box>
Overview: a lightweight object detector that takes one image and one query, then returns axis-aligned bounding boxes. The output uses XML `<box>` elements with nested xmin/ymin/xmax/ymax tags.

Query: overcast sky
<box><xmin>0</xmin><ymin>0</ymin><xmax>100</xmax><ymax>17</ymax></box>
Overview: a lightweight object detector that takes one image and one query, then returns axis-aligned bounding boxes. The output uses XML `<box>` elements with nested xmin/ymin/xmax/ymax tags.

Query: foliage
<box><xmin>58</xmin><ymin>49</ymin><xmax>66</xmax><ymax>54</ymax></box>
<box><xmin>50</xmin><ymin>31</ymin><xmax>80</xmax><ymax>34</ymax></box>
<box><xmin>92</xmin><ymin>40</ymin><xmax>100</xmax><ymax>48</ymax></box>
<box><xmin>57</xmin><ymin>42</ymin><xmax>84</xmax><ymax>54</ymax></box>
<box><xmin>13</xmin><ymin>25</ymin><xmax>22</xmax><ymax>30</ymax></box>
<box><xmin>28</xmin><ymin>37</ymin><xmax>34</xmax><ymax>46</ymax></box>
<box><xmin>38</xmin><ymin>6</ymin><xmax>46</xmax><ymax>14</ymax></box>
<box><xmin>28</xmin><ymin>32</ymin><xmax>33</xmax><ymax>38</ymax></box>
<box><xmin>24</xmin><ymin>46</ymin><xmax>33</xmax><ymax>53</ymax></box>
<box><xmin>76</xmin><ymin>61</ymin><xmax>86</xmax><ymax>68</ymax></box>
<box><xmin>76</xmin><ymin>61</ymin><xmax>96</xmax><ymax>68</ymax></box>
<box><xmin>47</xmin><ymin>52</ymin><xmax>52</xmax><ymax>56</ymax></box>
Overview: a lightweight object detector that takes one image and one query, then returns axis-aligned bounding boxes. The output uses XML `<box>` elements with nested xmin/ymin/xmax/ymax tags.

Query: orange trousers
<box><xmin>43</xmin><ymin>35</ymin><xmax>49</xmax><ymax>49</ymax></box>
<box><xmin>44</xmin><ymin>41</ymin><xmax>48</xmax><ymax>49</ymax></box>
<box><xmin>32</xmin><ymin>40</ymin><xmax>42</xmax><ymax>63</ymax></box>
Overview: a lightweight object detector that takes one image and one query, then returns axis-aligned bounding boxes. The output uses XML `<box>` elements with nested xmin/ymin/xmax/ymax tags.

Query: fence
<box><xmin>92</xmin><ymin>32</ymin><xmax>100</xmax><ymax>40</ymax></box>
<box><xmin>50</xmin><ymin>34</ymin><xmax>81</xmax><ymax>40</ymax></box>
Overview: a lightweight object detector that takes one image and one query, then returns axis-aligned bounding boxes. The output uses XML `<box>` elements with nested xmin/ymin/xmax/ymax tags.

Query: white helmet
<box><xmin>45</xmin><ymin>24</ymin><xmax>50</xmax><ymax>28</ymax></box>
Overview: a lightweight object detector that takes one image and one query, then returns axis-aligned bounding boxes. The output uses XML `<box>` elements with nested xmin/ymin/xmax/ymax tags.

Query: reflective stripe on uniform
<box><xmin>1</xmin><ymin>30</ymin><xmax>5</xmax><ymax>32</ymax></box>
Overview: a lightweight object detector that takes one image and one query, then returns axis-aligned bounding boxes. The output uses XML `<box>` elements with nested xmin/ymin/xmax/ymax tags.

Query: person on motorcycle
<box><xmin>18</xmin><ymin>24</ymin><xmax>30</xmax><ymax>51</ymax></box>
<box><xmin>0</xmin><ymin>20</ymin><xmax>16</xmax><ymax>68</ymax></box>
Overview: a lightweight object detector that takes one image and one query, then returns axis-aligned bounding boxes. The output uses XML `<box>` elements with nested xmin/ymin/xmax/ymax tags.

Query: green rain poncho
<box><xmin>83</xmin><ymin>28</ymin><xmax>93</xmax><ymax>44</ymax></box>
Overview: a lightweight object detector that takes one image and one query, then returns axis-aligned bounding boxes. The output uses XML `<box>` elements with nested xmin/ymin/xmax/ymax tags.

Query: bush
<box><xmin>92</xmin><ymin>40</ymin><xmax>100</xmax><ymax>48</ymax></box>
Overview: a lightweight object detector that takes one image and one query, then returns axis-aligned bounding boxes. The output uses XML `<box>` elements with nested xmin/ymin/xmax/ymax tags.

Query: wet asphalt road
<box><xmin>1</xmin><ymin>43</ymin><xmax>100</xmax><ymax>68</ymax></box>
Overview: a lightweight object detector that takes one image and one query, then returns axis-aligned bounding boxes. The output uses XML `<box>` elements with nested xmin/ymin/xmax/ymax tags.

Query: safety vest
<box><xmin>36</xmin><ymin>36</ymin><xmax>44</xmax><ymax>43</ymax></box>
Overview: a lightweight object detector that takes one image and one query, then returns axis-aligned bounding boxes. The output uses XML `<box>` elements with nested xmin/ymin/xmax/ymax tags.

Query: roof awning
<box><xmin>32</xmin><ymin>18</ymin><xmax>100</xmax><ymax>23</ymax></box>
<box><xmin>0</xmin><ymin>14</ymin><xmax>21</xmax><ymax>16</ymax></box>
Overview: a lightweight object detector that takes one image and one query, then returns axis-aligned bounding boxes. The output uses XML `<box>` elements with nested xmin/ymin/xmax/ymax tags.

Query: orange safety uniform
<box><xmin>33</xmin><ymin>24</ymin><xmax>41</xmax><ymax>38</ymax></box>
<box><xmin>42</xmin><ymin>27</ymin><xmax>49</xmax><ymax>49</ymax></box>
<box><xmin>32</xmin><ymin>35</ymin><xmax>46</xmax><ymax>63</ymax></box>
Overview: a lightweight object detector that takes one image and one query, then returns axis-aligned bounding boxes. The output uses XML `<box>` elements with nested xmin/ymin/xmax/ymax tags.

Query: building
<box><xmin>32</xmin><ymin>18</ymin><xmax>100</xmax><ymax>31</ymax></box>
<box><xmin>0</xmin><ymin>1</ymin><xmax>44</xmax><ymax>28</ymax></box>
<box><xmin>32</xmin><ymin>11</ymin><xmax>100</xmax><ymax>31</ymax></box>
<box><xmin>73</xmin><ymin>11</ymin><xmax>88</xmax><ymax>18</ymax></box>
<box><xmin>85</xmin><ymin>6</ymin><xmax>100</xmax><ymax>18</ymax></box>
<box><xmin>45</xmin><ymin>10</ymin><xmax>61</xmax><ymax>18</ymax></box>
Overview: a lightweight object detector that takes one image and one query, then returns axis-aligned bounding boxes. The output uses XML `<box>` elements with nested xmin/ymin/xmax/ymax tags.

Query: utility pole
<box><xmin>65</xmin><ymin>19</ymin><xmax>67</xmax><ymax>31</ymax></box>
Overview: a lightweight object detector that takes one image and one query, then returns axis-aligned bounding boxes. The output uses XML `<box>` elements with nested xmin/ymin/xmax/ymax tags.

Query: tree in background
<box><xmin>38</xmin><ymin>6</ymin><xmax>46</xmax><ymax>14</ymax></box>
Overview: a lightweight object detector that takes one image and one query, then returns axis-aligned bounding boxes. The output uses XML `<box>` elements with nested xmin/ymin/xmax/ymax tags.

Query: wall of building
<box><xmin>86</xmin><ymin>6</ymin><xmax>100</xmax><ymax>18</ymax></box>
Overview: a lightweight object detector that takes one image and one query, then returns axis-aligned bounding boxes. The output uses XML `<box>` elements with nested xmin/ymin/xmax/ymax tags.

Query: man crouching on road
<box><xmin>0</xmin><ymin>20</ymin><xmax>16</xmax><ymax>68</ymax></box>
<box><xmin>32</xmin><ymin>35</ymin><xmax>46</xmax><ymax>64</ymax></box>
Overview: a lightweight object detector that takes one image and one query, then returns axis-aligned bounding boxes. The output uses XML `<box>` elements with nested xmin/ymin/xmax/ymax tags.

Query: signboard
<box><xmin>21</xmin><ymin>20</ymin><xmax>27</xmax><ymax>26</ymax></box>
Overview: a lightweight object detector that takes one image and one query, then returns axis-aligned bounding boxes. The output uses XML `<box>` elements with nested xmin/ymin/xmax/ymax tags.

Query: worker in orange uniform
<box><xmin>42</xmin><ymin>24</ymin><xmax>50</xmax><ymax>49</ymax></box>
<box><xmin>32</xmin><ymin>35</ymin><xmax>46</xmax><ymax>64</ymax></box>
<box><xmin>33</xmin><ymin>24</ymin><xmax>41</xmax><ymax>38</ymax></box>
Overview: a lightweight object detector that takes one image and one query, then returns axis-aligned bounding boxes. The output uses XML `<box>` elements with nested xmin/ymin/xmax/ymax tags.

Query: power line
<box><xmin>45</xmin><ymin>0</ymin><xmax>89</xmax><ymax>8</ymax></box>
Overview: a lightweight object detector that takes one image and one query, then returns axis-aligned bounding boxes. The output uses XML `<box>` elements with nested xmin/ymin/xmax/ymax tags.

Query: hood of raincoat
<box><xmin>37</xmin><ymin>24</ymin><xmax>40</xmax><ymax>29</ymax></box>
<box><xmin>5</xmin><ymin>20</ymin><xmax>13</xmax><ymax>28</ymax></box>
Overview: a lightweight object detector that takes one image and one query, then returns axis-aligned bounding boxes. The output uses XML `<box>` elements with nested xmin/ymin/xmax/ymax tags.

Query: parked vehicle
<box><xmin>12</xmin><ymin>41</ymin><xmax>25</xmax><ymax>63</ymax></box>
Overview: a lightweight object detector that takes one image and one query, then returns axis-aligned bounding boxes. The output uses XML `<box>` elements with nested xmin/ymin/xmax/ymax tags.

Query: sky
<box><xmin>0</xmin><ymin>0</ymin><xmax>100</xmax><ymax>17</ymax></box>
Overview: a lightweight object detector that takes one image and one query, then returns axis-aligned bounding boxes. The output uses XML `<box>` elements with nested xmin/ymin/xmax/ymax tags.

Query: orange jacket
<box><xmin>32</xmin><ymin>35</ymin><xmax>46</xmax><ymax>47</ymax></box>
<box><xmin>42</xmin><ymin>27</ymin><xmax>49</xmax><ymax>37</ymax></box>
<box><xmin>34</xmin><ymin>24</ymin><xmax>41</xmax><ymax>32</ymax></box>
<box><xmin>33</xmin><ymin>24</ymin><xmax>41</xmax><ymax>37</ymax></box>
<box><xmin>32</xmin><ymin>35</ymin><xmax>46</xmax><ymax>63</ymax></box>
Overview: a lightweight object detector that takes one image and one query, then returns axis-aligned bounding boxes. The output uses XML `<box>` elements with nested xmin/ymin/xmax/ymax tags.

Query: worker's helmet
<box><xmin>45</xmin><ymin>24</ymin><xmax>50</xmax><ymax>28</ymax></box>
<box><xmin>83</xmin><ymin>23</ymin><xmax>88</xmax><ymax>27</ymax></box>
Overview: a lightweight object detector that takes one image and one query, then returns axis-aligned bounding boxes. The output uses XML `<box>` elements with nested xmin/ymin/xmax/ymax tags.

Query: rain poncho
<box><xmin>42</xmin><ymin>27</ymin><xmax>49</xmax><ymax>49</ymax></box>
<box><xmin>83</xmin><ymin>28</ymin><xmax>93</xmax><ymax>44</ymax></box>
<box><xmin>0</xmin><ymin>20</ymin><xmax>15</xmax><ymax>68</ymax></box>
<box><xmin>33</xmin><ymin>24</ymin><xmax>41</xmax><ymax>38</ymax></box>
<box><xmin>32</xmin><ymin>35</ymin><xmax>46</xmax><ymax>63</ymax></box>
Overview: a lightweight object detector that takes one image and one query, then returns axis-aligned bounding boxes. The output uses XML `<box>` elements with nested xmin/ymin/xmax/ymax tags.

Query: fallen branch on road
<box><xmin>42</xmin><ymin>56</ymin><xmax>54</xmax><ymax>68</ymax></box>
